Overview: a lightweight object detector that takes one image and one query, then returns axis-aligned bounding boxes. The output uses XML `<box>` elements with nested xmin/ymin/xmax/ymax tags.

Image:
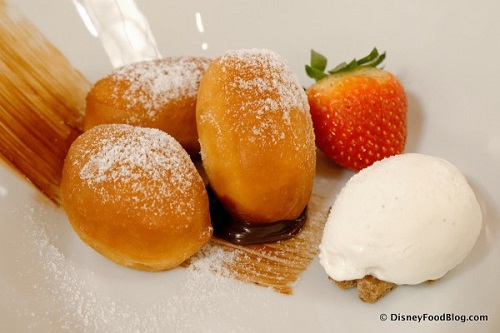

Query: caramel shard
<box><xmin>0</xmin><ymin>0</ymin><xmax>90</xmax><ymax>204</ymax></box>
<box><xmin>184</xmin><ymin>193</ymin><xmax>330</xmax><ymax>295</ymax></box>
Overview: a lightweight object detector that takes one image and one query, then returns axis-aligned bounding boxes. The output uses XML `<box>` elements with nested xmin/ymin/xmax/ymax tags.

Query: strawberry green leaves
<box><xmin>306</xmin><ymin>47</ymin><xmax>386</xmax><ymax>82</ymax></box>
<box><xmin>306</xmin><ymin>50</ymin><xmax>329</xmax><ymax>81</ymax></box>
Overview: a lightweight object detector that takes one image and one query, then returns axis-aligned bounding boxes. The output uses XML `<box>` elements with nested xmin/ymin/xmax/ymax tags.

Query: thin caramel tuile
<box><xmin>0</xmin><ymin>0</ymin><xmax>90</xmax><ymax>204</ymax></box>
<box><xmin>184</xmin><ymin>193</ymin><xmax>329</xmax><ymax>295</ymax></box>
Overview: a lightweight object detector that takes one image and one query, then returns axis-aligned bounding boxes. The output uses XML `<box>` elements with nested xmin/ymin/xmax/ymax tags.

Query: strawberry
<box><xmin>305</xmin><ymin>48</ymin><xmax>407</xmax><ymax>171</ymax></box>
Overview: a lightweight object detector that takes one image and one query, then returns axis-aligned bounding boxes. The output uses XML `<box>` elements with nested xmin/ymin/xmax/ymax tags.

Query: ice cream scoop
<box><xmin>319</xmin><ymin>153</ymin><xmax>482</xmax><ymax>285</ymax></box>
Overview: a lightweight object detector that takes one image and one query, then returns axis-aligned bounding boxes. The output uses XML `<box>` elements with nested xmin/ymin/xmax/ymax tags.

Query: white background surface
<box><xmin>2</xmin><ymin>0</ymin><xmax>500</xmax><ymax>332</ymax></box>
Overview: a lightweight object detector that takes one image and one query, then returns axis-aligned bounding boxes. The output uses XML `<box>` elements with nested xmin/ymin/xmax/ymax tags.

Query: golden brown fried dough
<box><xmin>85</xmin><ymin>57</ymin><xmax>211</xmax><ymax>155</ymax></box>
<box><xmin>61</xmin><ymin>124</ymin><xmax>212</xmax><ymax>271</ymax></box>
<box><xmin>196</xmin><ymin>49</ymin><xmax>316</xmax><ymax>223</ymax></box>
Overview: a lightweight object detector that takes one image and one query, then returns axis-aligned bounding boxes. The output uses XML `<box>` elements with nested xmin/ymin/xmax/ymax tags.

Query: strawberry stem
<box><xmin>306</xmin><ymin>47</ymin><xmax>386</xmax><ymax>82</ymax></box>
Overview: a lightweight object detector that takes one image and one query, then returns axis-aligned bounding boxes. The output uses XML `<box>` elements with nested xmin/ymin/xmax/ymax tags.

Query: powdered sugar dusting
<box><xmin>109</xmin><ymin>57</ymin><xmax>210</xmax><ymax>119</ymax></box>
<box><xmin>220</xmin><ymin>49</ymin><xmax>308</xmax><ymax>117</ymax></box>
<box><xmin>218</xmin><ymin>49</ymin><xmax>309</xmax><ymax>145</ymax></box>
<box><xmin>5</xmin><ymin>171</ymin><xmax>331</xmax><ymax>332</ymax></box>
<box><xmin>75</xmin><ymin>124</ymin><xmax>197</xmax><ymax>216</ymax></box>
<box><xmin>16</xmin><ymin>205</ymin><xmax>258</xmax><ymax>332</ymax></box>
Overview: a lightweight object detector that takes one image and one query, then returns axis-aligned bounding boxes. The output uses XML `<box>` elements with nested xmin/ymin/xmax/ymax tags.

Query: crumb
<box><xmin>331</xmin><ymin>277</ymin><xmax>357</xmax><ymax>290</ymax></box>
<box><xmin>357</xmin><ymin>275</ymin><xmax>397</xmax><ymax>303</ymax></box>
<box><xmin>331</xmin><ymin>275</ymin><xmax>397</xmax><ymax>303</ymax></box>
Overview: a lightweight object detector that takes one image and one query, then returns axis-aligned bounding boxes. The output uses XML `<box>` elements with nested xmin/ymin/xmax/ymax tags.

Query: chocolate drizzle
<box><xmin>206</xmin><ymin>185</ymin><xmax>307</xmax><ymax>245</ymax></box>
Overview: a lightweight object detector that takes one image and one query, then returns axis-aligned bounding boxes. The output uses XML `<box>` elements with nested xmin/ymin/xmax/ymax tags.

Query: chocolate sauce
<box><xmin>206</xmin><ymin>185</ymin><xmax>307</xmax><ymax>245</ymax></box>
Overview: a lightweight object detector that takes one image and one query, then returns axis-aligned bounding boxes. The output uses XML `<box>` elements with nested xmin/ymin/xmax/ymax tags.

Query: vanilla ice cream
<box><xmin>319</xmin><ymin>153</ymin><xmax>482</xmax><ymax>285</ymax></box>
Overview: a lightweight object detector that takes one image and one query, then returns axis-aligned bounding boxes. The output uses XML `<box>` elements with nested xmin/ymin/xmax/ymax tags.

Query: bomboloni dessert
<box><xmin>60</xmin><ymin>124</ymin><xmax>212</xmax><ymax>271</ymax></box>
<box><xmin>196</xmin><ymin>49</ymin><xmax>316</xmax><ymax>244</ymax></box>
<box><xmin>84</xmin><ymin>57</ymin><xmax>211</xmax><ymax>155</ymax></box>
<box><xmin>319</xmin><ymin>153</ymin><xmax>482</xmax><ymax>302</ymax></box>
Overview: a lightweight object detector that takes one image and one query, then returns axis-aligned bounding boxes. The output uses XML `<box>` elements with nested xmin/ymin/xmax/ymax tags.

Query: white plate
<box><xmin>2</xmin><ymin>1</ymin><xmax>500</xmax><ymax>332</ymax></box>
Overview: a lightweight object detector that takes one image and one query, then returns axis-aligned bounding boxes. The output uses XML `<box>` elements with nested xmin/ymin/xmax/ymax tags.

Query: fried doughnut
<box><xmin>60</xmin><ymin>124</ymin><xmax>212</xmax><ymax>271</ymax></box>
<box><xmin>196</xmin><ymin>49</ymin><xmax>316</xmax><ymax>224</ymax></box>
<box><xmin>84</xmin><ymin>57</ymin><xmax>211</xmax><ymax>155</ymax></box>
